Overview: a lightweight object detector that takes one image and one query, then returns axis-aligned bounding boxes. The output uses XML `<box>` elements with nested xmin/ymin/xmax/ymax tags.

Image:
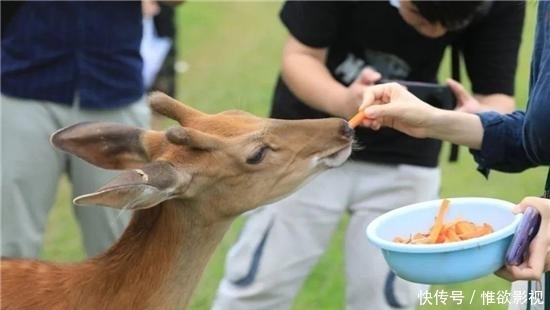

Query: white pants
<box><xmin>212</xmin><ymin>161</ymin><xmax>440</xmax><ymax>310</ymax></box>
<box><xmin>1</xmin><ymin>94</ymin><xmax>150</xmax><ymax>258</ymax></box>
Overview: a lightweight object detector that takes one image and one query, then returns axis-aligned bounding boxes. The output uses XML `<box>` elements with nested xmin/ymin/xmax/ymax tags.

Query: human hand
<box><xmin>446</xmin><ymin>78</ymin><xmax>483</xmax><ymax>113</ymax></box>
<box><xmin>356</xmin><ymin>82</ymin><xmax>441</xmax><ymax>138</ymax></box>
<box><xmin>496</xmin><ymin>197</ymin><xmax>550</xmax><ymax>281</ymax></box>
<box><xmin>142</xmin><ymin>0</ymin><xmax>160</xmax><ymax>17</ymax></box>
<box><xmin>353</xmin><ymin>67</ymin><xmax>382</xmax><ymax>87</ymax></box>
<box><xmin>344</xmin><ymin>67</ymin><xmax>382</xmax><ymax>117</ymax></box>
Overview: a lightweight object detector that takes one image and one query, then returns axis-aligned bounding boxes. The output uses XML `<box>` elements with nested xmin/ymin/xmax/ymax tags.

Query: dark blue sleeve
<box><xmin>469</xmin><ymin>111</ymin><xmax>538</xmax><ymax>176</ymax></box>
<box><xmin>470</xmin><ymin>1</ymin><xmax>550</xmax><ymax>177</ymax></box>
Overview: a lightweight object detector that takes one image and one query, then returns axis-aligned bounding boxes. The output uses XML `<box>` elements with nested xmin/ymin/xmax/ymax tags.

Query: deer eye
<box><xmin>246</xmin><ymin>146</ymin><xmax>269</xmax><ymax>165</ymax></box>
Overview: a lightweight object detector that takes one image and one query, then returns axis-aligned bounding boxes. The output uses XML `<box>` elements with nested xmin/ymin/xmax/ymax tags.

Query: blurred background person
<box><xmin>1</xmin><ymin>0</ymin><xmax>180</xmax><ymax>259</ymax></box>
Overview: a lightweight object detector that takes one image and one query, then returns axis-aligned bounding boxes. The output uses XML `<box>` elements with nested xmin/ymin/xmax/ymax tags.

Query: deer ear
<box><xmin>74</xmin><ymin>162</ymin><xmax>191</xmax><ymax>210</ymax></box>
<box><xmin>50</xmin><ymin>121</ymin><xmax>150</xmax><ymax>169</ymax></box>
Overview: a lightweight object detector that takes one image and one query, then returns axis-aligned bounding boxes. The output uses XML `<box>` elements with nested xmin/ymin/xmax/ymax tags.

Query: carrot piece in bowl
<box><xmin>392</xmin><ymin>199</ymin><xmax>494</xmax><ymax>244</ymax></box>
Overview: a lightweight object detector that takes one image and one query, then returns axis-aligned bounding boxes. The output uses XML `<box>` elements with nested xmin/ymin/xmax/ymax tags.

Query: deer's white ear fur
<box><xmin>74</xmin><ymin>184</ymin><xmax>171</xmax><ymax>210</ymax></box>
<box><xmin>74</xmin><ymin>162</ymin><xmax>192</xmax><ymax>210</ymax></box>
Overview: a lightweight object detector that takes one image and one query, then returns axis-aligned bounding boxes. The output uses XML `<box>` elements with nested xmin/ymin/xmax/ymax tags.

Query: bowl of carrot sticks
<box><xmin>366</xmin><ymin>197</ymin><xmax>522</xmax><ymax>284</ymax></box>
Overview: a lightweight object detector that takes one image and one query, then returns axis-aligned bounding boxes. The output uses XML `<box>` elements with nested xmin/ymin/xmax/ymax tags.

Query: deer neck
<box><xmin>91</xmin><ymin>201</ymin><xmax>233</xmax><ymax>310</ymax></box>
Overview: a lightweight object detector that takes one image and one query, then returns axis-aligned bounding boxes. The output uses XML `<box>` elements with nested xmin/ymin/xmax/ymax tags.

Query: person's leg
<box><xmin>211</xmin><ymin>164</ymin><xmax>354</xmax><ymax>310</ymax></box>
<box><xmin>67</xmin><ymin>97</ymin><xmax>150</xmax><ymax>257</ymax></box>
<box><xmin>345</xmin><ymin>162</ymin><xmax>440</xmax><ymax>310</ymax></box>
<box><xmin>1</xmin><ymin>95</ymin><xmax>65</xmax><ymax>258</ymax></box>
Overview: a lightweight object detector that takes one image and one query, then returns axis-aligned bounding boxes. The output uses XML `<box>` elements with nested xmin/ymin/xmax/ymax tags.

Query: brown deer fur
<box><xmin>0</xmin><ymin>92</ymin><xmax>353</xmax><ymax>310</ymax></box>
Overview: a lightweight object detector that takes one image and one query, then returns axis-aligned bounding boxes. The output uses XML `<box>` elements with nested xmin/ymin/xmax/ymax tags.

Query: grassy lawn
<box><xmin>40</xmin><ymin>2</ymin><xmax>543</xmax><ymax>309</ymax></box>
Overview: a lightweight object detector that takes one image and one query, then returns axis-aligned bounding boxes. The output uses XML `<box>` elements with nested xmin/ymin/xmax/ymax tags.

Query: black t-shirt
<box><xmin>270</xmin><ymin>1</ymin><xmax>525</xmax><ymax>167</ymax></box>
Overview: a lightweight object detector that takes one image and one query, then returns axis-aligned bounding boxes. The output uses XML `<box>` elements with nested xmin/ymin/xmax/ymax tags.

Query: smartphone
<box><xmin>377</xmin><ymin>79</ymin><xmax>456</xmax><ymax>109</ymax></box>
<box><xmin>504</xmin><ymin>206</ymin><xmax>541</xmax><ymax>266</ymax></box>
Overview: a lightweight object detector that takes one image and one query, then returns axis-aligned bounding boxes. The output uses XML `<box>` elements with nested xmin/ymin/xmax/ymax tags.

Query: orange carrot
<box><xmin>456</xmin><ymin>223</ymin><xmax>493</xmax><ymax>240</ymax></box>
<box><xmin>455</xmin><ymin>220</ymin><xmax>476</xmax><ymax>235</ymax></box>
<box><xmin>444</xmin><ymin>227</ymin><xmax>460</xmax><ymax>242</ymax></box>
<box><xmin>348</xmin><ymin>111</ymin><xmax>366</xmax><ymax>128</ymax></box>
<box><xmin>392</xmin><ymin>200</ymin><xmax>494</xmax><ymax>244</ymax></box>
<box><xmin>427</xmin><ymin>199</ymin><xmax>450</xmax><ymax>243</ymax></box>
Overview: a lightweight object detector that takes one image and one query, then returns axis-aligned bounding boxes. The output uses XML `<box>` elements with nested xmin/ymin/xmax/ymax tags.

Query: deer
<box><xmin>0</xmin><ymin>92</ymin><xmax>353</xmax><ymax>310</ymax></box>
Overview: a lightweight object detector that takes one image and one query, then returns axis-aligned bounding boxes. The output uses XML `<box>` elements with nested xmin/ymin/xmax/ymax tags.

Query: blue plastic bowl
<box><xmin>366</xmin><ymin>197</ymin><xmax>522</xmax><ymax>284</ymax></box>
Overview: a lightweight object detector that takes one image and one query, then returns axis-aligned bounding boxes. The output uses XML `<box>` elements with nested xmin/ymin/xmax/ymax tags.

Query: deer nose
<box><xmin>340</xmin><ymin>120</ymin><xmax>354</xmax><ymax>139</ymax></box>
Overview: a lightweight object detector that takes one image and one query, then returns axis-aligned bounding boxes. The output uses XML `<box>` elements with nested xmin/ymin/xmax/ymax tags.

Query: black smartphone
<box><xmin>504</xmin><ymin>207</ymin><xmax>541</xmax><ymax>266</ymax></box>
<box><xmin>377</xmin><ymin>79</ymin><xmax>456</xmax><ymax>110</ymax></box>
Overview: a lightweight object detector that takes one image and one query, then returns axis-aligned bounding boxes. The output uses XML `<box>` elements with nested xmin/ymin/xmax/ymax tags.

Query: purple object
<box><xmin>505</xmin><ymin>207</ymin><xmax>541</xmax><ymax>265</ymax></box>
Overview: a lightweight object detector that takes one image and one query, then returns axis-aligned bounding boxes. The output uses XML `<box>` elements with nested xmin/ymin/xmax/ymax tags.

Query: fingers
<box><xmin>446</xmin><ymin>78</ymin><xmax>470</xmax><ymax>102</ymax></box>
<box><xmin>496</xmin><ymin>235</ymin><xmax>546</xmax><ymax>281</ymax></box>
<box><xmin>356</xmin><ymin>67</ymin><xmax>382</xmax><ymax>86</ymax></box>
<box><xmin>445</xmin><ymin>78</ymin><xmax>485</xmax><ymax>113</ymax></box>
<box><xmin>142</xmin><ymin>0</ymin><xmax>161</xmax><ymax>16</ymax></box>
<box><xmin>360</xmin><ymin>82</ymin><xmax>403</xmax><ymax>110</ymax></box>
<box><xmin>498</xmin><ymin>197</ymin><xmax>550</xmax><ymax>282</ymax></box>
<box><xmin>357</xmin><ymin>82</ymin><xmax>417</xmax><ymax>129</ymax></box>
<box><xmin>495</xmin><ymin>265</ymin><xmax>541</xmax><ymax>282</ymax></box>
<box><xmin>516</xmin><ymin>197</ymin><xmax>550</xmax><ymax>216</ymax></box>
<box><xmin>497</xmin><ymin>256</ymin><xmax>545</xmax><ymax>281</ymax></box>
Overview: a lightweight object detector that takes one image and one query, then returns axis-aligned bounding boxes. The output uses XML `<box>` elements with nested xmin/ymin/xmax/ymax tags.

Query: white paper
<box><xmin>140</xmin><ymin>17</ymin><xmax>173</xmax><ymax>89</ymax></box>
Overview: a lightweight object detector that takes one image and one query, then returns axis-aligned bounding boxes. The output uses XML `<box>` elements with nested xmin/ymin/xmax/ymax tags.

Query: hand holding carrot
<box><xmin>349</xmin><ymin>82</ymin><xmax>485</xmax><ymax>151</ymax></box>
<box><xmin>349</xmin><ymin>83</ymin><xmax>439</xmax><ymax>137</ymax></box>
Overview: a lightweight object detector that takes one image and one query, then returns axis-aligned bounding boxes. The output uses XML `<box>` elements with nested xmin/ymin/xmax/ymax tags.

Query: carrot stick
<box><xmin>427</xmin><ymin>199</ymin><xmax>450</xmax><ymax>243</ymax></box>
<box><xmin>348</xmin><ymin>111</ymin><xmax>366</xmax><ymax>128</ymax></box>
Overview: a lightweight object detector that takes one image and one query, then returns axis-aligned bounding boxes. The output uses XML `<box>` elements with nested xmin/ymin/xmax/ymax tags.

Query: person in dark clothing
<box><xmin>212</xmin><ymin>1</ymin><xmax>525</xmax><ymax>310</ymax></box>
<box><xmin>1</xmin><ymin>1</ymin><xmax>181</xmax><ymax>259</ymax></box>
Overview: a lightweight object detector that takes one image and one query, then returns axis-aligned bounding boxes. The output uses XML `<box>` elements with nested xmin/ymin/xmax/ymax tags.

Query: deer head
<box><xmin>50</xmin><ymin>92</ymin><xmax>353</xmax><ymax>220</ymax></box>
<box><xmin>0</xmin><ymin>92</ymin><xmax>354</xmax><ymax>310</ymax></box>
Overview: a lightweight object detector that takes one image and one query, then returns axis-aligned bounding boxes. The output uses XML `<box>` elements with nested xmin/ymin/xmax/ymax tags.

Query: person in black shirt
<box><xmin>212</xmin><ymin>1</ymin><xmax>525</xmax><ymax>310</ymax></box>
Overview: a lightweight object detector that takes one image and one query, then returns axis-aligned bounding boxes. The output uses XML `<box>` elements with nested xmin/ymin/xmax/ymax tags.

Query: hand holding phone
<box><xmin>504</xmin><ymin>206</ymin><xmax>541</xmax><ymax>266</ymax></box>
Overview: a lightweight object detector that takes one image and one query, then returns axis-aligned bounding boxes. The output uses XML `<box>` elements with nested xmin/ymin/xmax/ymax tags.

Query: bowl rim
<box><xmin>366</xmin><ymin>197</ymin><xmax>522</xmax><ymax>253</ymax></box>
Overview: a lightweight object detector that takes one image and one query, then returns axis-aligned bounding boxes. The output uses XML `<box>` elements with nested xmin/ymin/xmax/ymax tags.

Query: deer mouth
<box><xmin>319</xmin><ymin>143</ymin><xmax>352</xmax><ymax>168</ymax></box>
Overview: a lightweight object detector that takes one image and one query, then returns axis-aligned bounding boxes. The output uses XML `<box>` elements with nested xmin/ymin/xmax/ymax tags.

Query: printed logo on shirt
<box><xmin>334</xmin><ymin>50</ymin><xmax>411</xmax><ymax>84</ymax></box>
<box><xmin>334</xmin><ymin>54</ymin><xmax>366</xmax><ymax>84</ymax></box>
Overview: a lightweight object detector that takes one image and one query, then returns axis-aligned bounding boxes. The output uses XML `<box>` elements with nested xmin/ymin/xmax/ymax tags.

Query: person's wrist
<box><xmin>423</xmin><ymin>106</ymin><xmax>448</xmax><ymax>138</ymax></box>
<box><xmin>430</xmin><ymin>110</ymin><xmax>483</xmax><ymax>148</ymax></box>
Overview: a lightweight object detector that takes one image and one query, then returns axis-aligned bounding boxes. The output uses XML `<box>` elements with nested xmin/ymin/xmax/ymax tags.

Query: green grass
<box><xmin>40</xmin><ymin>2</ymin><xmax>542</xmax><ymax>309</ymax></box>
